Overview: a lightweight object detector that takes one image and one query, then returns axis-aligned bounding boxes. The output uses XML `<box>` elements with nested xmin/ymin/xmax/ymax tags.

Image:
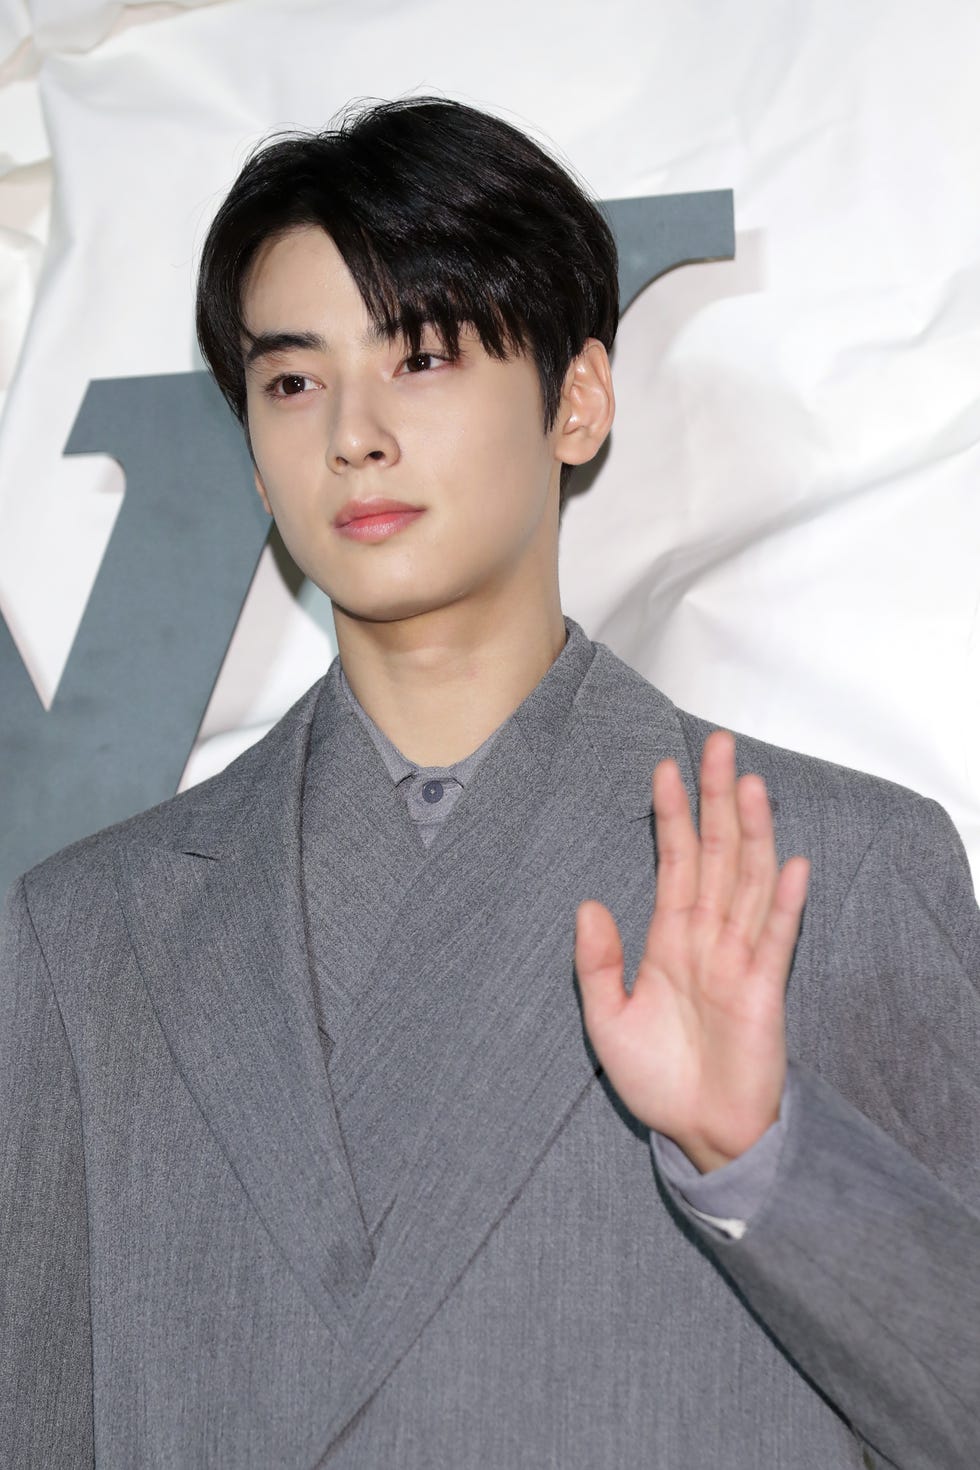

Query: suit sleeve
<box><xmin>0</xmin><ymin>877</ymin><xmax>95</xmax><ymax>1468</ymax></box>
<box><xmin>652</xmin><ymin>793</ymin><xmax>980</xmax><ymax>1470</ymax></box>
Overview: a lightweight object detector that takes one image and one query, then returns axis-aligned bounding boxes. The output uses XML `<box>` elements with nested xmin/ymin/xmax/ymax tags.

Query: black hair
<box><xmin>195</xmin><ymin>94</ymin><xmax>619</xmax><ymax>510</ymax></box>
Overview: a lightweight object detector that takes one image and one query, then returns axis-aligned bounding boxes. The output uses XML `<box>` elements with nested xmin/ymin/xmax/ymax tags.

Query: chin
<box><xmin>329</xmin><ymin>588</ymin><xmax>453</xmax><ymax>627</ymax></box>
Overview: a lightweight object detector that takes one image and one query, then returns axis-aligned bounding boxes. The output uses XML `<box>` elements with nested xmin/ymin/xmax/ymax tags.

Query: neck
<box><xmin>333</xmin><ymin>591</ymin><xmax>567</xmax><ymax>767</ymax></box>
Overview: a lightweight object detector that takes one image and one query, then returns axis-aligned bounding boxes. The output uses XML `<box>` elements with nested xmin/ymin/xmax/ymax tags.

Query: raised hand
<box><xmin>574</xmin><ymin>729</ymin><xmax>810</xmax><ymax>1173</ymax></box>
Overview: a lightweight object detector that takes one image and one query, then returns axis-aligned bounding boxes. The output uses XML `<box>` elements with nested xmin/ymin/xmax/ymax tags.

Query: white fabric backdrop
<box><xmin>1</xmin><ymin>0</ymin><xmax>978</xmax><ymax>886</ymax></box>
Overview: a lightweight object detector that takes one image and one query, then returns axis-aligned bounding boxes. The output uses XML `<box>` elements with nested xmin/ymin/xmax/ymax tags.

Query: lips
<box><xmin>334</xmin><ymin>498</ymin><xmax>422</xmax><ymax>528</ymax></box>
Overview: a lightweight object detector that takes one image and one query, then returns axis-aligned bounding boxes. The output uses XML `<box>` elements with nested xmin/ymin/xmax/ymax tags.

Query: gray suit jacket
<box><xmin>2</xmin><ymin>625</ymin><xmax>979</xmax><ymax>1468</ymax></box>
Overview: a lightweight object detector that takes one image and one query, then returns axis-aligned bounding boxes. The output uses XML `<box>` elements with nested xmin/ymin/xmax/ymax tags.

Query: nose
<box><xmin>326</xmin><ymin>385</ymin><xmax>399</xmax><ymax>472</ymax></box>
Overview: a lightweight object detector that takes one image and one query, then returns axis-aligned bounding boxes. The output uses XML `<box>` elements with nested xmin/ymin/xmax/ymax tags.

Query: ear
<box><xmin>253</xmin><ymin>464</ymin><xmax>273</xmax><ymax>516</ymax></box>
<box><xmin>553</xmin><ymin>338</ymin><xmax>615</xmax><ymax>468</ymax></box>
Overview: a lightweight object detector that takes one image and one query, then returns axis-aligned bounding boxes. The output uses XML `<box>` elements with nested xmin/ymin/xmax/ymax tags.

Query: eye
<box><xmin>264</xmin><ymin>373</ymin><xmax>319</xmax><ymax>398</ymax></box>
<box><xmin>397</xmin><ymin>350</ymin><xmax>450</xmax><ymax>375</ymax></box>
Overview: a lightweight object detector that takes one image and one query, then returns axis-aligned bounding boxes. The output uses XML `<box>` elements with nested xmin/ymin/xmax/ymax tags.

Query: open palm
<box><xmin>575</xmin><ymin>729</ymin><xmax>810</xmax><ymax>1173</ymax></box>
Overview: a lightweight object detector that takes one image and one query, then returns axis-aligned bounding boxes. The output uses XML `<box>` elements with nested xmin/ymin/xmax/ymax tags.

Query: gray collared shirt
<box><xmin>339</xmin><ymin>664</ymin><xmax>499</xmax><ymax>849</ymax></box>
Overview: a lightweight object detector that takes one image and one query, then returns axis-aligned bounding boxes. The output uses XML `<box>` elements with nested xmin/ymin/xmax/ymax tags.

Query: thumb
<box><xmin>575</xmin><ymin>900</ymin><xmax>629</xmax><ymax>1035</ymax></box>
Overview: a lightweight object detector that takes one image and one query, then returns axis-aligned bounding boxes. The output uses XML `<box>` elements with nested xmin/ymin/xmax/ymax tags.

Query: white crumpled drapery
<box><xmin>1</xmin><ymin>0</ymin><xmax>977</xmax><ymax>882</ymax></box>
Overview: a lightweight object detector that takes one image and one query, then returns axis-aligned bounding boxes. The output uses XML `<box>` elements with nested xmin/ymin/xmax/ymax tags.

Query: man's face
<box><xmin>241</xmin><ymin>225</ymin><xmax>567</xmax><ymax>629</ymax></box>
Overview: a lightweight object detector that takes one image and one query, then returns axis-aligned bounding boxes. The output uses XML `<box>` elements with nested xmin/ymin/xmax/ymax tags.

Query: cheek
<box><xmin>445</xmin><ymin>392</ymin><xmax>550</xmax><ymax>502</ymax></box>
<box><xmin>248</xmin><ymin>416</ymin><xmax>315</xmax><ymax>507</ymax></box>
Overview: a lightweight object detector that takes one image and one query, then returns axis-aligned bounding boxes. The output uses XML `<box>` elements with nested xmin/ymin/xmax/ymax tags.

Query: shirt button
<box><xmin>421</xmin><ymin>779</ymin><xmax>444</xmax><ymax>804</ymax></box>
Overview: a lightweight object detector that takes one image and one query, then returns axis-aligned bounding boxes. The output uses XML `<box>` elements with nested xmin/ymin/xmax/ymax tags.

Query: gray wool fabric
<box><xmin>332</xmin><ymin>621</ymin><xmax>783</xmax><ymax>1234</ymax></box>
<box><xmin>3</xmin><ymin>614</ymin><xmax>980</xmax><ymax>1469</ymax></box>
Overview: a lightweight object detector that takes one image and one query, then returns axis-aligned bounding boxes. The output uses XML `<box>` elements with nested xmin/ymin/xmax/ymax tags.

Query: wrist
<box><xmin>670</xmin><ymin>1106</ymin><xmax>782</xmax><ymax>1175</ymax></box>
<box><xmin>672</xmin><ymin>1137</ymin><xmax>740</xmax><ymax>1175</ymax></box>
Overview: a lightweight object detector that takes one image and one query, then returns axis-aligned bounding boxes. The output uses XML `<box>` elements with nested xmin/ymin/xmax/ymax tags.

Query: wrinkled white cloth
<box><xmin>1</xmin><ymin>0</ymin><xmax>977</xmax><ymax>888</ymax></box>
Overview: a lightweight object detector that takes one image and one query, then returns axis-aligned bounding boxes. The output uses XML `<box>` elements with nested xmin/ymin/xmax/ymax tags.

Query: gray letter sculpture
<box><xmin>0</xmin><ymin>191</ymin><xmax>734</xmax><ymax>894</ymax></box>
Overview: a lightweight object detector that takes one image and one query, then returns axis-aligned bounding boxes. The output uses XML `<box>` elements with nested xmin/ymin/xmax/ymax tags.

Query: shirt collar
<box><xmin>337</xmin><ymin>614</ymin><xmax>583</xmax><ymax>790</ymax></box>
<box><xmin>338</xmin><ymin>665</ymin><xmax>494</xmax><ymax>790</ymax></box>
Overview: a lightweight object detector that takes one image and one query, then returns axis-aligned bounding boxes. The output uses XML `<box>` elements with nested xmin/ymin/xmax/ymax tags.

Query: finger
<box><xmin>725</xmin><ymin>773</ymin><xmax>778</xmax><ymax>948</ymax></box>
<box><xmin>749</xmin><ymin>857</ymin><xmax>810</xmax><ymax>990</ymax></box>
<box><xmin>694</xmin><ymin>731</ymin><xmax>741</xmax><ymax>925</ymax></box>
<box><xmin>574</xmin><ymin>899</ymin><xmax>629</xmax><ymax>1034</ymax></box>
<box><xmin>651</xmin><ymin>757</ymin><xmax>700</xmax><ymax>913</ymax></box>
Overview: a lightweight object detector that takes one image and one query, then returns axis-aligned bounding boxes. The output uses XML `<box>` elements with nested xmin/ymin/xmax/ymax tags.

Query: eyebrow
<box><xmin>244</xmin><ymin>322</ymin><xmax>395</xmax><ymax>367</ymax></box>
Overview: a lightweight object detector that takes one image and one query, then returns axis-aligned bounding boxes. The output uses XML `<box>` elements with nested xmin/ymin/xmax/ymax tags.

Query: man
<box><xmin>1</xmin><ymin>95</ymin><xmax>978</xmax><ymax>1468</ymax></box>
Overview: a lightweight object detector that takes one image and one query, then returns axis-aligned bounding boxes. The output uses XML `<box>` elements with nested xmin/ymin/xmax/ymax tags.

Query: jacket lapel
<box><xmin>311</xmin><ymin>632</ymin><xmax>699</xmax><ymax>1454</ymax></box>
<box><xmin>111</xmin><ymin>681</ymin><xmax>374</xmax><ymax>1345</ymax></box>
<box><xmin>300</xmin><ymin>660</ymin><xmax>429</xmax><ymax>1050</ymax></box>
<box><xmin>325</xmin><ymin>620</ymin><xmax>597</xmax><ymax>1237</ymax></box>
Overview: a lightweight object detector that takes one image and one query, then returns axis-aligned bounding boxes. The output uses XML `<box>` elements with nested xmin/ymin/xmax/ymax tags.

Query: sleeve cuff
<box><xmin>650</xmin><ymin>1073</ymin><xmax>794</xmax><ymax>1237</ymax></box>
